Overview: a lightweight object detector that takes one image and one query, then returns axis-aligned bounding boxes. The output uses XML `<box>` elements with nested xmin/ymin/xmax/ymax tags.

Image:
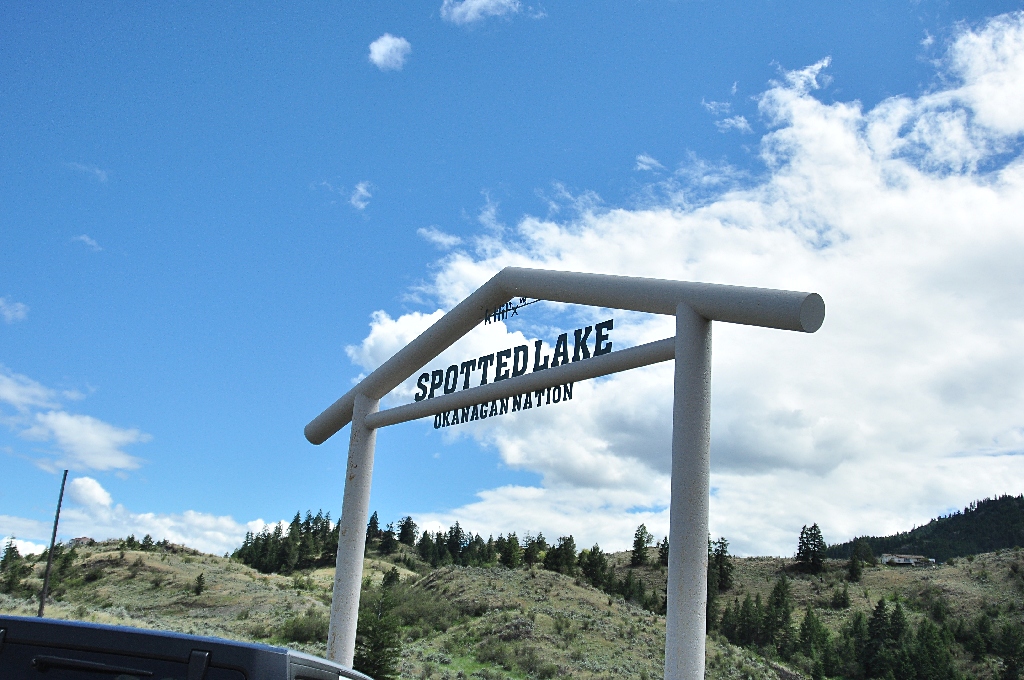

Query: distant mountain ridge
<box><xmin>826</xmin><ymin>493</ymin><xmax>1024</xmax><ymax>562</ymax></box>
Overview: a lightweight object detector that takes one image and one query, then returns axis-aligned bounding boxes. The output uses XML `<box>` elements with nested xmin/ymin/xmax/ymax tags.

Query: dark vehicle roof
<box><xmin>0</xmin><ymin>614</ymin><xmax>372</xmax><ymax>680</ymax></box>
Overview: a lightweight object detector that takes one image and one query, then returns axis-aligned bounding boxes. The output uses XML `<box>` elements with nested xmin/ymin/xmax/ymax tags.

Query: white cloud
<box><xmin>66</xmin><ymin>162</ymin><xmax>108</xmax><ymax>183</ymax></box>
<box><xmin>0</xmin><ymin>297</ymin><xmax>28</xmax><ymax>323</ymax></box>
<box><xmin>350</xmin><ymin>181</ymin><xmax>373</xmax><ymax>210</ymax></box>
<box><xmin>68</xmin><ymin>476</ymin><xmax>113</xmax><ymax>509</ymax></box>
<box><xmin>352</xmin><ymin>12</ymin><xmax>1024</xmax><ymax>555</ymax></box>
<box><xmin>0</xmin><ymin>366</ymin><xmax>57</xmax><ymax>411</ymax></box>
<box><xmin>418</xmin><ymin>226</ymin><xmax>464</xmax><ymax>249</ymax></box>
<box><xmin>701</xmin><ymin>99</ymin><xmax>732</xmax><ymax>115</ymax></box>
<box><xmin>23</xmin><ymin>411</ymin><xmax>150</xmax><ymax>471</ymax></box>
<box><xmin>0</xmin><ymin>536</ymin><xmax>47</xmax><ymax>556</ymax></box>
<box><xmin>73</xmin><ymin>234</ymin><xmax>102</xmax><ymax>251</ymax></box>
<box><xmin>368</xmin><ymin>34</ymin><xmax>412</xmax><ymax>71</ymax></box>
<box><xmin>5</xmin><ymin>477</ymin><xmax>271</xmax><ymax>556</ymax></box>
<box><xmin>714</xmin><ymin>115</ymin><xmax>753</xmax><ymax>133</ymax></box>
<box><xmin>441</xmin><ymin>0</ymin><xmax>521</xmax><ymax>25</ymax></box>
<box><xmin>635</xmin><ymin>154</ymin><xmax>665</xmax><ymax>172</ymax></box>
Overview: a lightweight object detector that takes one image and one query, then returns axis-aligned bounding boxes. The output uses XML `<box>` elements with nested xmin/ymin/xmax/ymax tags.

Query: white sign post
<box><xmin>305</xmin><ymin>267</ymin><xmax>825</xmax><ymax>680</ymax></box>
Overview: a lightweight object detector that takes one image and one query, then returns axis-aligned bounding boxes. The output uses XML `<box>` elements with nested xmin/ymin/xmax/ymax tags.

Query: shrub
<box><xmin>280</xmin><ymin>606</ymin><xmax>329</xmax><ymax>643</ymax></box>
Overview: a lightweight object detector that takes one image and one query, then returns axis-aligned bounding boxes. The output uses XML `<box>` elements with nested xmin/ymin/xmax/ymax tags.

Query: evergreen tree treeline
<box><xmin>233</xmin><ymin>510</ymin><xmax>339</xmax><ymax>574</ymax></box>
<box><xmin>826</xmin><ymin>494</ymin><xmax>1024</xmax><ymax>563</ymax></box>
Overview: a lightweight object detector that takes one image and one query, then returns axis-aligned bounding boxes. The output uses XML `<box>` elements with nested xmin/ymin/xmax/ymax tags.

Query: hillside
<box><xmin>4</xmin><ymin>535</ymin><xmax>1024</xmax><ymax>679</ymax></box>
<box><xmin>0</xmin><ymin>539</ymin><xmax>795</xmax><ymax>679</ymax></box>
<box><xmin>826</xmin><ymin>494</ymin><xmax>1024</xmax><ymax>563</ymax></box>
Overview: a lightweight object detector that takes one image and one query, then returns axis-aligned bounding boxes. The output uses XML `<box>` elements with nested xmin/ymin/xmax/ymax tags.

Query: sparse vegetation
<box><xmin>5</xmin><ymin>501</ymin><xmax>1024</xmax><ymax>679</ymax></box>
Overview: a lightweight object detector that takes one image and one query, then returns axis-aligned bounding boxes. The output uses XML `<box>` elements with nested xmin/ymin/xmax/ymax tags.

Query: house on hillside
<box><xmin>880</xmin><ymin>553</ymin><xmax>934</xmax><ymax>566</ymax></box>
<box><xmin>69</xmin><ymin>537</ymin><xmax>94</xmax><ymax>547</ymax></box>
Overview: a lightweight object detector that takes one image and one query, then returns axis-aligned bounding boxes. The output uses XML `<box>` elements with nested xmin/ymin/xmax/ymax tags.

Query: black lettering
<box><xmin>512</xmin><ymin>394</ymin><xmax>522</xmax><ymax>412</ymax></box>
<box><xmin>546</xmin><ymin>387</ymin><xmax>551</xmax><ymax>405</ymax></box>
<box><xmin>550</xmin><ymin>333</ymin><xmax>569</xmax><ymax>367</ymax></box>
<box><xmin>523</xmin><ymin>392</ymin><xmax>533</xmax><ymax>409</ymax></box>
<box><xmin>460</xmin><ymin>359</ymin><xmax>477</xmax><ymax>390</ymax></box>
<box><xmin>415</xmin><ymin>373</ymin><xmax>430</xmax><ymax>401</ymax></box>
<box><xmin>573</xmin><ymin>326</ymin><xmax>592</xmax><ymax>361</ymax></box>
<box><xmin>451</xmin><ymin>409</ymin><xmax>460</xmax><ymax>425</ymax></box>
<box><xmin>552</xmin><ymin>385</ymin><xmax>561</xmax><ymax>403</ymax></box>
<box><xmin>444</xmin><ymin>365</ymin><xmax>459</xmax><ymax>394</ymax></box>
<box><xmin>563</xmin><ymin>382</ymin><xmax>574</xmax><ymax>400</ymax></box>
<box><xmin>512</xmin><ymin>345</ymin><xmax>529</xmax><ymax>377</ymax></box>
<box><xmin>500</xmin><ymin>397</ymin><xmax>509</xmax><ymax>414</ymax></box>
<box><xmin>479</xmin><ymin>403</ymin><xmax>487</xmax><ymax>419</ymax></box>
<box><xmin>429</xmin><ymin>369</ymin><xmax>445</xmax><ymax>398</ymax></box>
<box><xmin>478</xmin><ymin>354</ymin><xmax>496</xmax><ymax>385</ymax></box>
<box><xmin>442</xmin><ymin>411</ymin><xmax>451</xmax><ymax>427</ymax></box>
<box><xmin>433</xmin><ymin>413</ymin><xmax>442</xmax><ymax>429</ymax></box>
<box><xmin>489</xmin><ymin>401</ymin><xmax>498</xmax><ymax>417</ymax></box>
<box><xmin>495</xmin><ymin>348</ymin><xmax>512</xmax><ymax>381</ymax></box>
<box><xmin>534</xmin><ymin>389</ymin><xmax>544</xmax><ymax>406</ymax></box>
<box><xmin>471</xmin><ymin>405</ymin><xmax>479</xmax><ymax>421</ymax></box>
<box><xmin>460</xmin><ymin>406</ymin><xmax>470</xmax><ymax>423</ymax></box>
<box><xmin>594</xmin><ymin>319</ymin><xmax>613</xmax><ymax>356</ymax></box>
<box><xmin>533</xmin><ymin>340</ymin><xmax>549</xmax><ymax>371</ymax></box>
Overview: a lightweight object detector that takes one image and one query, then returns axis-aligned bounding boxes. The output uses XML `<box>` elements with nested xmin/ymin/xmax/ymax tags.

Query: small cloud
<box><xmin>350</xmin><ymin>182</ymin><xmax>372</xmax><ymax>210</ymax></box>
<box><xmin>715</xmin><ymin>115</ymin><xmax>753</xmax><ymax>133</ymax></box>
<box><xmin>635</xmin><ymin>154</ymin><xmax>665</xmax><ymax>172</ymax></box>
<box><xmin>701</xmin><ymin>99</ymin><xmax>732</xmax><ymax>115</ymax></box>
<box><xmin>418</xmin><ymin>226</ymin><xmax>463</xmax><ymax>249</ymax></box>
<box><xmin>73</xmin><ymin>235</ymin><xmax>102</xmax><ymax>251</ymax></box>
<box><xmin>66</xmin><ymin>162</ymin><xmax>108</xmax><ymax>183</ymax></box>
<box><xmin>369</xmin><ymin>34</ymin><xmax>412</xmax><ymax>71</ymax></box>
<box><xmin>731</xmin><ymin>81</ymin><xmax>738</xmax><ymax>95</ymax></box>
<box><xmin>441</xmin><ymin>0</ymin><xmax>521</xmax><ymax>24</ymax></box>
<box><xmin>922</xmin><ymin>31</ymin><xmax>935</xmax><ymax>47</ymax></box>
<box><xmin>0</xmin><ymin>297</ymin><xmax>28</xmax><ymax>324</ymax></box>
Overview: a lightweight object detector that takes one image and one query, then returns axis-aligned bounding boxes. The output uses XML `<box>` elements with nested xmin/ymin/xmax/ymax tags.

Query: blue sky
<box><xmin>3</xmin><ymin>1</ymin><xmax>1024</xmax><ymax>557</ymax></box>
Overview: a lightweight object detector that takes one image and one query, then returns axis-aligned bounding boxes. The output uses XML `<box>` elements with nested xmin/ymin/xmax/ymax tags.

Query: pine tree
<box><xmin>579</xmin><ymin>543</ymin><xmax>609</xmax><ymax>588</ymax></box>
<box><xmin>658</xmin><ymin>536</ymin><xmax>669</xmax><ymax>566</ymax></box>
<box><xmin>712</xmin><ymin>537</ymin><xmax>734</xmax><ymax>591</ymax></box>
<box><xmin>354</xmin><ymin>583</ymin><xmax>401</xmax><ymax>680</ymax></box>
<box><xmin>543</xmin><ymin>536</ymin><xmax>577</xmax><ymax>575</ymax></box>
<box><xmin>796</xmin><ymin>524</ymin><xmax>826</xmax><ymax>574</ymax></box>
<box><xmin>194</xmin><ymin>572</ymin><xmax>206</xmax><ymax>595</ymax></box>
<box><xmin>523</xmin><ymin>533</ymin><xmax>546</xmax><ymax>566</ymax></box>
<box><xmin>631</xmin><ymin>524</ymin><xmax>653</xmax><ymax>566</ymax></box>
<box><xmin>498</xmin><ymin>532</ymin><xmax>523</xmax><ymax>568</ymax></box>
<box><xmin>366</xmin><ymin>511</ymin><xmax>381</xmax><ymax>543</ymax></box>
<box><xmin>379</xmin><ymin>523</ymin><xmax>398</xmax><ymax>555</ymax></box>
<box><xmin>397</xmin><ymin>516</ymin><xmax>418</xmax><ymax>546</ymax></box>
<box><xmin>847</xmin><ymin>552</ymin><xmax>863</xmax><ymax>582</ymax></box>
<box><xmin>0</xmin><ymin>539</ymin><xmax>29</xmax><ymax>594</ymax></box>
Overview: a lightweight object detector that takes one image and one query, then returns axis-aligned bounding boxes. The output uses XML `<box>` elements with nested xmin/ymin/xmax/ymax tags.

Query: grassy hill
<box><xmin>826</xmin><ymin>494</ymin><xmax>1024</xmax><ymax>563</ymax></box>
<box><xmin>4</xmin><ymin>535</ymin><xmax>1024</xmax><ymax>679</ymax></box>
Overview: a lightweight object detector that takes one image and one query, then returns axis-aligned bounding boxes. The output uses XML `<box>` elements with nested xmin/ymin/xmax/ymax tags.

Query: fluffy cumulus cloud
<box><xmin>440</xmin><ymin>0</ymin><xmax>521</xmax><ymax>25</ymax></box>
<box><xmin>0</xmin><ymin>477</ymin><xmax>270</xmax><ymax>556</ymax></box>
<box><xmin>351</xmin><ymin>12</ymin><xmax>1024</xmax><ymax>555</ymax></box>
<box><xmin>368</xmin><ymin>34</ymin><xmax>412</xmax><ymax>71</ymax></box>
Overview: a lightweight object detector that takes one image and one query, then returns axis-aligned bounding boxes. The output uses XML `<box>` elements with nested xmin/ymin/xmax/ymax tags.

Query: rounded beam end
<box><xmin>304</xmin><ymin>423</ymin><xmax>326</xmax><ymax>445</ymax></box>
<box><xmin>799</xmin><ymin>293</ymin><xmax>825</xmax><ymax>333</ymax></box>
